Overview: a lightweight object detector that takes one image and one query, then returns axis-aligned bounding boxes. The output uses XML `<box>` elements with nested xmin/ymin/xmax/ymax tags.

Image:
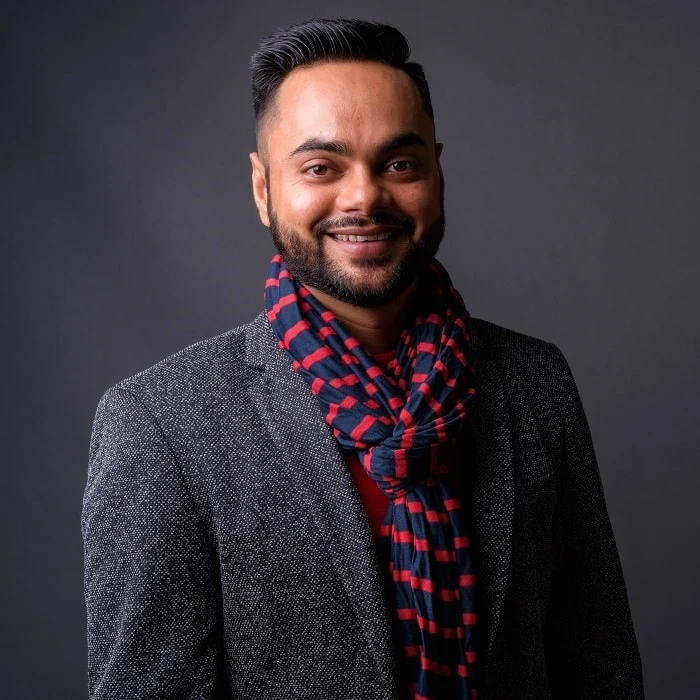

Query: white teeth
<box><xmin>333</xmin><ymin>232</ymin><xmax>393</xmax><ymax>242</ymax></box>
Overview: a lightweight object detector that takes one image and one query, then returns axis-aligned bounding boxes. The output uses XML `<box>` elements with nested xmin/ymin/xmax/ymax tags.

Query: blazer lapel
<box><xmin>468</xmin><ymin>330</ymin><xmax>516</xmax><ymax>661</ymax></box>
<box><xmin>244</xmin><ymin>314</ymin><xmax>398</xmax><ymax>697</ymax></box>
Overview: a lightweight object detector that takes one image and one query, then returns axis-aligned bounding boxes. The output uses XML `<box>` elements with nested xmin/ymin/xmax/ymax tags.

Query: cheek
<box><xmin>394</xmin><ymin>182</ymin><xmax>441</xmax><ymax>220</ymax></box>
<box><xmin>278</xmin><ymin>183</ymin><xmax>336</xmax><ymax>227</ymax></box>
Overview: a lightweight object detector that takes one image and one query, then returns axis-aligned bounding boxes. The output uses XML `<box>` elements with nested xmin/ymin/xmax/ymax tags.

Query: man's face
<box><xmin>250</xmin><ymin>60</ymin><xmax>444</xmax><ymax>307</ymax></box>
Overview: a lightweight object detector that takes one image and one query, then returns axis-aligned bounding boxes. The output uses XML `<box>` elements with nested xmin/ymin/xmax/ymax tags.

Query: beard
<box><xmin>267</xmin><ymin>193</ymin><xmax>445</xmax><ymax>309</ymax></box>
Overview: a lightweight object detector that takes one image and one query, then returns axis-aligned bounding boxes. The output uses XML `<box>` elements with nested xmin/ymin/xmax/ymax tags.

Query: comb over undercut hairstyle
<box><xmin>250</xmin><ymin>18</ymin><xmax>435</xmax><ymax>137</ymax></box>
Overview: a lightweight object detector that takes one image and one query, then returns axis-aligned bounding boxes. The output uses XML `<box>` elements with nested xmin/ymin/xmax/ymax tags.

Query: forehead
<box><xmin>264</xmin><ymin>60</ymin><xmax>433</xmax><ymax>153</ymax></box>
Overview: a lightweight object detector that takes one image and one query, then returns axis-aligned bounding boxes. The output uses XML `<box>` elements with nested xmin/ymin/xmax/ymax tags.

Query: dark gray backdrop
<box><xmin>4</xmin><ymin>1</ymin><xmax>699</xmax><ymax>698</ymax></box>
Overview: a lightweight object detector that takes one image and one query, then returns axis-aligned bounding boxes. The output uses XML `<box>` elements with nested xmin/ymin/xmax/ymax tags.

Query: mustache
<box><xmin>313</xmin><ymin>213</ymin><xmax>415</xmax><ymax>237</ymax></box>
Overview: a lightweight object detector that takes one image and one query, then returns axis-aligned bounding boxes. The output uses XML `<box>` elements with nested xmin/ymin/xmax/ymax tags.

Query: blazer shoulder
<box><xmin>470</xmin><ymin>317</ymin><xmax>580</xmax><ymax>420</ymax></box>
<box><xmin>470</xmin><ymin>317</ymin><xmax>566</xmax><ymax>377</ymax></box>
<box><xmin>101</xmin><ymin>319</ymin><xmax>259</xmax><ymax>415</ymax></box>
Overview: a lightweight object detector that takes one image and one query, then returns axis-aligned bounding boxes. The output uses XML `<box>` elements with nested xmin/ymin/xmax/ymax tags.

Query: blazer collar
<box><xmin>244</xmin><ymin>312</ymin><xmax>516</xmax><ymax>668</ymax></box>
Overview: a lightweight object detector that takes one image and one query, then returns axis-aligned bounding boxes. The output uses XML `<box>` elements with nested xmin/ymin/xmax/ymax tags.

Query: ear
<box><xmin>434</xmin><ymin>142</ymin><xmax>445</xmax><ymax>180</ymax></box>
<box><xmin>250</xmin><ymin>152</ymin><xmax>270</xmax><ymax>227</ymax></box>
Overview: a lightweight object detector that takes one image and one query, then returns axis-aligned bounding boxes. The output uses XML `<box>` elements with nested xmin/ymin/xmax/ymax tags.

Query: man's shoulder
<box><xmin>470</xmin><ymin>316</ymin><xmax>566</xmax><ymax>374</ymax></box>
<box><xmin>470</xmin><ymin>316</ymin><xmax>580</xmax><ymax>423</ymax></box>
<box><xmin>101</xmin><ymin>313</ymin><xmax>268</xmax><ymax>414</ymax></box>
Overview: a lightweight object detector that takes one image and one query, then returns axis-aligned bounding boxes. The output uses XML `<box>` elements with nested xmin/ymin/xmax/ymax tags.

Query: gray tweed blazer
<box><xmin>82</xmin><ymin>313</ymin><xmax>644</xmax><ymax>699</ymax></box>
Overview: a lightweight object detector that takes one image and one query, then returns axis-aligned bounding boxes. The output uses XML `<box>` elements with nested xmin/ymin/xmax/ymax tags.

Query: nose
<box><xmin>336</xmin><ymin>166</ymin><xmax>391</xmax><ymax>213</ymax></box>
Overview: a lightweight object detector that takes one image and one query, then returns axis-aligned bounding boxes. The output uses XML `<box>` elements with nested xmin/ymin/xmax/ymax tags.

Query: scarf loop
<box><xmin>265</xmin><ymin>254</ymin><xmax>479</xmax><ymax>699</ymax></box>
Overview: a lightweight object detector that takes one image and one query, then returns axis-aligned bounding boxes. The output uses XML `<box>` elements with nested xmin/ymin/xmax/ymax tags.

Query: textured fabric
<box><xmin>82</xmin><ymin>312</ymin><xmax>645</xmax><ymax>699</ymax></box>
<box><xmin>265</xmin><ymin>256</ymin><xmax>478</xmax><ymax>698</ymax></box>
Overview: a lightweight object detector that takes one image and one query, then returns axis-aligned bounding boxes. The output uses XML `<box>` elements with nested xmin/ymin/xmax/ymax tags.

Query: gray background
<box><xmin>3</xmin><ymin>0</ymin><xmax>699</xmax><ymax>697</ymax></box>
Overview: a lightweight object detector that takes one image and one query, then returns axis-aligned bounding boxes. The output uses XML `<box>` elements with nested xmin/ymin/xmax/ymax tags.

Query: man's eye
<box><xmin>387</xmin><ymin>160</ymin><xmax>416</xmax><ymax>173</ymax></box>
<box><xmin>305</xmin><ymin>164</ymin><xmax>329</xmax><ymax>176</ymax></box>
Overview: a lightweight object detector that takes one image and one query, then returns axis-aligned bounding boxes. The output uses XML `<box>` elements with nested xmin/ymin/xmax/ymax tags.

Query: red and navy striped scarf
<box><xmin>265</xmin><ymin>254</ymin><xmax>479</xmax><ymax>699</ymax></box>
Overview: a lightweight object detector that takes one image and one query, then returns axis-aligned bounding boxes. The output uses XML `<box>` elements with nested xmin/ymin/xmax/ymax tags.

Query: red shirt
<box><xmin>346</xmin><ymin>452</ymin><xmax>391</xmax><ymax>538</ymax></box>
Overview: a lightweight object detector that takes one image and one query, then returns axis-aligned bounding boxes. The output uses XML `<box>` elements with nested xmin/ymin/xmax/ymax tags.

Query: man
<box><xmin>82</xmin><ymin>18</ymin><xmax>644</xmax><ymax>700</ymax></box>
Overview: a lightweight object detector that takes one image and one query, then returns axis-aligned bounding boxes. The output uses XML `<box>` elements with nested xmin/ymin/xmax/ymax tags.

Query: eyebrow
<box><xmin>288</xmin><ymin>131</ymin><xmax>428</xmax><ymax>159</ymax></box>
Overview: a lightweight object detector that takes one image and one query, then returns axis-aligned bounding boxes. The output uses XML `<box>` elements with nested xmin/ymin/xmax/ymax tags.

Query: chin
<box><xmin>316</xmin><ymin>257</ymin><xmax>428</xmax><ymax>308</ymax></box>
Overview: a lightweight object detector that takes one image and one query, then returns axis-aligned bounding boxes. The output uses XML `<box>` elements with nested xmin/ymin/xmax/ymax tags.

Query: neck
<box><xmin>305</xmin><ymin>283</ymin><xmax>418</xmax><ymax>355</ymax></box>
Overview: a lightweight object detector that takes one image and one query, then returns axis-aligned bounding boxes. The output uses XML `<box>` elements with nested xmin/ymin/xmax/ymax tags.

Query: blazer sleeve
<box><xmin>544</xmin><ymin>345</ymin><xmax>644</xmax><ymax>700</ymax></box>
<box><xmin>82</xmin><ymin>387</ymin><xmax>225</xmax><ymax>699</ymax></box>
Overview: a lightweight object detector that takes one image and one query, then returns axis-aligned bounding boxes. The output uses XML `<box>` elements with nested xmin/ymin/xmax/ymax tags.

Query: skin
<box><xmin>250</xmin><ymin>60</ymin><xmax>444</xmax><ymax>353</ymax></box>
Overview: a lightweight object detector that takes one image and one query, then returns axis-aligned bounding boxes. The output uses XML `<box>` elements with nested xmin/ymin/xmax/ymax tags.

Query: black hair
<box><xmin>250</xmin><ymin>18</ymin><xmax>434</xmax><ymax>136</ymax></box>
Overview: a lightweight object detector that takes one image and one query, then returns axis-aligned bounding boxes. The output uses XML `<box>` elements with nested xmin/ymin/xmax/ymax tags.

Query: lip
<box><xmin>325</xmin><ymin>226</ymin><xmax>401</xmax><ymax>240</ymax></box>
<box><xmin>324</xmin><ymin>228</ymin><xmax>402</xmax><ymax>257</ymax></box>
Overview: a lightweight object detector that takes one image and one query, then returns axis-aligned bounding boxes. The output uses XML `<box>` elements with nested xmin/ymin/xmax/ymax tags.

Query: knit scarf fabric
<box><xmin>265</xmin><ymin>254</ymin><xmax>479</xmax><ymax>700</ymax></box>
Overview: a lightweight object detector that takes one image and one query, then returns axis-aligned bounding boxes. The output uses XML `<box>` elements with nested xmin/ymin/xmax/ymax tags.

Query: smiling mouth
<box><xmin>331</xmin><ymin>231</ymin><xmax>394</xmax><ymax>242</ymax></box>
